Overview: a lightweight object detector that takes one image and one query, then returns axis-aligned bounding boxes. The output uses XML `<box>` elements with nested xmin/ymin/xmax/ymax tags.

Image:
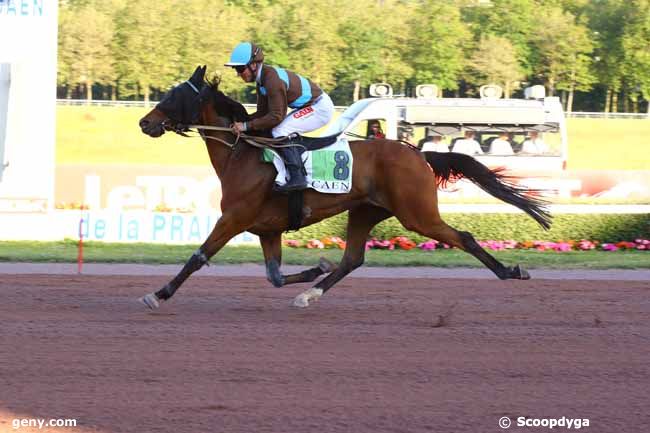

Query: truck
<box><xmin>322</xmin><ymin>84</ymin><xmax>568</xmax><ymax>172</ymax></box>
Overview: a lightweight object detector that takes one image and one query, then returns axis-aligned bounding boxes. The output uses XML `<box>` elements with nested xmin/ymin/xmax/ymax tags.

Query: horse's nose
<box><xmin>139</xmin><ymin>119</ymin><xmax>149</xmax><ymax>129</ymax></box>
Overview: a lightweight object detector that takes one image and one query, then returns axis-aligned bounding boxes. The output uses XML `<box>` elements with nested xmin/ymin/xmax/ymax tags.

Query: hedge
<box><xmin>285</xmin><ymin>213</ymin><xmax>650</xmax><ymax>243</ymax></box>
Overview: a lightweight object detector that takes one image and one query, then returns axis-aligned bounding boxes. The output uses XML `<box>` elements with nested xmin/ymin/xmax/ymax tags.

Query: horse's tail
<box><xmin>423</xmin><ymin>151</ymin><xmax>552</xmax><ymax>230</ymax></box>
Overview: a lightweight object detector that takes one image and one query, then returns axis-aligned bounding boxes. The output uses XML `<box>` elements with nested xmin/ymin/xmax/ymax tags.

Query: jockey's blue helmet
<box><xmin>224</xmin><ymin>42</ymin><xmax>264</xmax><ymax>67</ymax></box>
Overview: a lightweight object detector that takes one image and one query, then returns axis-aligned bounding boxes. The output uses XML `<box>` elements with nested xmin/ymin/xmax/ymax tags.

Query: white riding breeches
<box><xmin>271</xmin><ymin>93</ymin><xmax>334</xmax><ymax>138</ymax></box>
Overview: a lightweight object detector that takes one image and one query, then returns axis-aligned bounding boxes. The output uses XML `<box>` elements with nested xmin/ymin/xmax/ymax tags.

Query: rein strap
<box><xmin>186</xmin><ymin>124</ymin><xmax>305</xmax><ymax>151</ymax></box>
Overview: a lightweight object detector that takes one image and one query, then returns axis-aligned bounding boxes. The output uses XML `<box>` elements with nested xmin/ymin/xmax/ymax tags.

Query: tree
<box><xmin>374</xmin><ymin>0</ymin><xmax>416</xmax><ymax>94</ymax></box>
<box><xmin>557</xmin><ymin>51</ymin><xmax>595</xmax><ymax>113</ymax></box>
<box><xmin>57</xmin><ymin>1</ymin><xmax>115</xmax><ymax>102</ymax></box>
<box><xmin>167</xmin><ymin>0</ymin><xmax>254</xmax><ymax>98</ymax></box>
<box><xmin>113</xmin><ymin>1</ymin><xmax>183</xmax><ymax>104</ymax></box>
<box><xmin>336</xmin><ymin>0</ymin><xmax>390</xmax><ymax>101</ymax></box>
<box><xmin>282</xmin><ymin>0</ymin><xmax>345</xmax><ymax>90</ymax></box>
<box><xmin>585</xmin><ymin>0</ymin><xmax>628</xmax><ymax>112</ymax></box>
<box><xmin>621</xmin><ymin>0</ymin><xmax>650</xmax><ymax>114</ymax></box>
<box><xmin>465</xmin><ymin>35</ymin><xmax>524</xmax><ymax>97</ymax></box>
<box><xmin>407</xmin><ymin>1</ymin><xmax>471</xmax><ymax>92</ymax></box>
<box><xmin>530</xmin><ymin>6</ymin><xmax>594</xmax><ymax>108</ymax></box>
<box><xmin>461</xmin><ymin>0</ymin><xmax>537</xmax><ymax>74</ymax></box>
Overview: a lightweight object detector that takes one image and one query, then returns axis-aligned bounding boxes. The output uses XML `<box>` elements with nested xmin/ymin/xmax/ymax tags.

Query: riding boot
<box><xmin>274</xmin><ymin>146</ymin><xmax>308</xmax><ymax>193</ymax></box>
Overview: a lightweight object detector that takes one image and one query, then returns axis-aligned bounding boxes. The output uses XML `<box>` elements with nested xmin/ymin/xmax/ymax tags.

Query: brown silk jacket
<box><xmin>247</xmin><ymin>64</ymin><xmax>323</xmax><ymax>131</ymax></box>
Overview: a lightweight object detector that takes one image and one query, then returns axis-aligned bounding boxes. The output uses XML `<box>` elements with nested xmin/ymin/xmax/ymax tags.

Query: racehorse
<box><xmin>138</xmin><ymin>66</ymin><xmax>551</xmax><ymax>309</ymax></box>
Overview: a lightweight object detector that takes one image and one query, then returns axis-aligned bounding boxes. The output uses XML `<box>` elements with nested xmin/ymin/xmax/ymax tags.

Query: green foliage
<box><xmin>465</xmin><ymin>35</ymin><xmax>524</xmax><ymax>97</ymax></box>
<box><xmin>407</xmin><ymin>1</ymin><xmax>470</xmax><ymax>91</ymax></box>
<box><xmin>621</xmin><ymin>0</ymin><xmax>650</xmax><ymax>104</ymax></box>
<box><xmin>336</xmin><ymin>0</ymin><xmax>389</xmax><ymax>100</ymax></box>
<box><xmin>113</xmin><ymin>0</ymin><xmax>179</xmax><ymax>101</ymax></box>
<box><xmin>530</xmin><ymin>6</ymin><xmax>595</xmax><ymax>96</ymax></box>
<box><xmin>585</xmin><ymin>0</ymin><xmax>627</xmax><ymax>85</ymax></box>
<box><xmin>58</xmin><ymin>0</ymin><xmax>115</xmax><ymax>99</ymax></box>
<box><xmin>284</xmin><ymin>213</ymin><xmax>650</xmax><ymax>243</ymax></box>
<box><xmin>461</xmin><ymin>0</ymin><xmax>537</xmax><ymax>74</ymax></box>
<box><xmin>54</xmin><ymin>0</ymin><xmax>650</xmax><ymax>109</ymax></box>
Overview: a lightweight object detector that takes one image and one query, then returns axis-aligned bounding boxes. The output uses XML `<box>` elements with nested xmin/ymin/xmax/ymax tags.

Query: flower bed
<box><xmin>284</xmin><ymin>237</ymin><xmax>650</xmax><ymax>252</ymax></box>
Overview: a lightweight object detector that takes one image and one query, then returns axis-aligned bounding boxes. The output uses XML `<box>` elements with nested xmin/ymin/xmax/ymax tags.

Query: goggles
<box><xmin>234</xmin><ymin>65</ymin><xmax>248</xmax><ymax>74</ymax></box>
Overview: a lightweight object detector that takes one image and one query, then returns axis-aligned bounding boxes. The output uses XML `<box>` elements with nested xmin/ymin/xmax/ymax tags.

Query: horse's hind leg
<box><xmin>402</xmin><ymin>217</ymin><xmax>529</xmax><ymax>280</ymax></box>
<box><xmin>259</xmin><ymin>232</ymin><xmax>337</xmax><ymax>287</ymax></box>
<box><xmin>457</xmin><ymin>229</ymin><xmax>529</xmax><ymax>279</ymax></box>
<box><xmin>293</xmin><ymin>205</ymin><xmax>391</xmax><ymax>307</ymax></box>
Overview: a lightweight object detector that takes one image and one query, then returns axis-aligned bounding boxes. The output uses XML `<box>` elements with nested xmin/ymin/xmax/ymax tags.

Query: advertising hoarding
<box><xmin>0</xmin><ymin>0</ymin><xmax>57</xmax><ymax>211</ymax></box>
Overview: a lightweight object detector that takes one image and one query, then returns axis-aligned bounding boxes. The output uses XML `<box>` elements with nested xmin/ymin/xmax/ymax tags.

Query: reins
<box><xmin>172</xmin><ymin>80</ymin><xmax>307</xmax><ymax>152</ymax></box>
<box><xmin>185</xmin><ymin>124</ymin><xmax>306</xmax><ymax>151</ymax></box>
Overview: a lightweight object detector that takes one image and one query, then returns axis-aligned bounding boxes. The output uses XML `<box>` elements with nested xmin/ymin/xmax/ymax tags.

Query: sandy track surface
<box><xmin>0</xmin><ymin>271</ymin><xmax>649</xmax><ymax>433</ymax></box>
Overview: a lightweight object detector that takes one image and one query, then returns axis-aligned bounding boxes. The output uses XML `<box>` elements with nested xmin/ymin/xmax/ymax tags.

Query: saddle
<box><xmin>253</xmin><ymin>132</ymin><xmax>343</xmax><ymax>232</ymax></box>
<box><xmin>283</xmin><ymin>132</ymin><xmax>340</xmax><ymax>153</ymax></box>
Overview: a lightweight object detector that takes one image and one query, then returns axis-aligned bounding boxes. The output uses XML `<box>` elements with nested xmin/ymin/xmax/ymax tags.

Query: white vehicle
<box><xmin>323</xmin><ymin>84</ymin><xmax>568</xmax><ymax>172</ymax></box>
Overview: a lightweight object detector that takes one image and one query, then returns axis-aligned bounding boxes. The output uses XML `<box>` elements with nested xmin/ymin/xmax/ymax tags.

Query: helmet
<box><xmin>224</xmin><ymin>42</ymin><xmax>264</xmax><ymax>67</ymax></box>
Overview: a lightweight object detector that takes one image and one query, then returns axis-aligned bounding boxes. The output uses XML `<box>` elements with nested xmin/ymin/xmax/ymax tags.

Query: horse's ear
<box><xmin>196</xmin><ymin>65</ymin><xmax>206</xmax><ymax>81</ymax></box>
<box><xmin>190</xmin><ymin>65</ymin><xmax>203</xmax><ymax>82</ymax></box>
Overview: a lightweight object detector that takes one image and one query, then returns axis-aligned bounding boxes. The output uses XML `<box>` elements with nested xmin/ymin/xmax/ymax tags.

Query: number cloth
<box><xmin>262</xmin><ymin>138</ymin><xmax>353</xmax><ymax>194</ymax></box>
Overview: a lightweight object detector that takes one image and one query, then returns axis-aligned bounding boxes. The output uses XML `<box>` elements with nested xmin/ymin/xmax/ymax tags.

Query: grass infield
<box><xmin>57</xmin><ymin>105</ymin><xmax>650</xmax><ymax>170</ymax></box>
<box><xmin>0</xmin><ymin>241</ymin><xmax>648</xmax><ymax>269</ymax></box>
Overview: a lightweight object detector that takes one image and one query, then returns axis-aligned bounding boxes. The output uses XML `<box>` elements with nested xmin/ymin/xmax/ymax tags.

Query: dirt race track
<box><xmin>0</xmin><ymin>268</ymin><xmax>649</xmax><ymax>433</ymax></box>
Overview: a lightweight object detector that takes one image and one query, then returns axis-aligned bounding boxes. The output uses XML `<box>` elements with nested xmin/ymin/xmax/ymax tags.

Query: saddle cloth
<box><xmin>262</xmin><ymin>137</ymin><xmax>353</xmax><ymax>194</ymax></box>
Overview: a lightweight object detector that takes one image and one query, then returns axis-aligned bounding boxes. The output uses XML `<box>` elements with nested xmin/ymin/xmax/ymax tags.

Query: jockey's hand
<box><xmin>231</xmin><ymin>122</ymin><xmax>247</xmax><ymax>134</ymax></box>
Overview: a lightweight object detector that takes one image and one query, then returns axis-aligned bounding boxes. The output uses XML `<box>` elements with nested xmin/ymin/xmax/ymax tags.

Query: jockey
<box><xmin>225</xmin><ymin>42</ymin><xmax>334</xmax><ymax>192</ymax></box>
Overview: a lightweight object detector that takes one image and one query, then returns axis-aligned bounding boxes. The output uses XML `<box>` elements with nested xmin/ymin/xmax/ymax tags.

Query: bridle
<box><xmin>159</xmin><ymin>80</ymin><xmax>204</xmax><ymax>136</ymax></box>
<box><xmin>161</xmin><ymin>80</ymin><xmax>306</xmax><ymax>151</ymax></box>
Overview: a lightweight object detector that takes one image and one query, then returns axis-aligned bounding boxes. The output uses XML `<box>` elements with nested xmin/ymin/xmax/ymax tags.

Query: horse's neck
<box><xmin>200</xmin><ymin>108</ymin><xmax>234</xmax><ymax>178</ymax></box>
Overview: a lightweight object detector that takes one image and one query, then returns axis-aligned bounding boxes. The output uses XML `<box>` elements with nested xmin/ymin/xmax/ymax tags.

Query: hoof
<box><xmin>139</xmin><ymin>293</ymin><xmax>161</xmax><ymax>310</ymax></box>
<box><xmin>513</xmin><ymin>265</ymin><xmax>531</xmax><ymax>280</ymax></box>
<box><xmin>292</xmin><ymin>288</ymin><xmax>323</xmax><ymax>308</ymax></box>
<box><xmin>318</xmin><ymin>257</ymin><xmax>337</xmax><ymax>273</ymax></box>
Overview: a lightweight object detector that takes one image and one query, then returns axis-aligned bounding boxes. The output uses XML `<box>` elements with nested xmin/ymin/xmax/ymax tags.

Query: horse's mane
<box><xmin>205</xmin><ymin>75</ymin><xmax>249</xmax><ymax>122</ymax></box>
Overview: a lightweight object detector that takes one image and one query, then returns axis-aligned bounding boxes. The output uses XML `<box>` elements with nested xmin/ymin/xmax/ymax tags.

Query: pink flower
<box><xmin>553</xmin><ymin>242</ymin><xmax>572</xmax><ymax>252</ymax></box>
<box><xmin>286</xmin><ymin>237</ymin><xmax>646</xmax><ymax>252</ymax></box>
<box><xmin>284</xmin><ymin>239</ymin><xmax>302</xmax><ymax>248</ymax></box>
<box><xmin>488</xmin><ymin>241</ymin><xmax>505</xmax><ymax>251</ymax></box>
<box><xmin>365</xmin><ymin>238</ymin><xmax>393</xmax><ymax>250</ymax></box>
<box><xmin>418</xmin><ymin>240</ymin><xmax>439</xmax><ymax>251</ymax></box>
<box><xmin>578</xmin><ymin>240</ymin><xmax>596</xmax><ymax>250</ymax></box>
<box><xmin>306</xmin><ymin>239</ymin><xmax>324</xmax><ymax>249</ymax></box>
<box><xmin>601</xmin><ymin>243</ymin><xmax>618</xmax><ymax>251</ymax></box>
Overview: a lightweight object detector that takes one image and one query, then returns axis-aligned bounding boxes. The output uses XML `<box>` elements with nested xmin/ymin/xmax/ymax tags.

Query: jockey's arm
<box><xmin>248</xmin><ymin>88</ymin><xmax>268</xmax><ymax>120</ymax></box>
<box><xmin>247</xmin><ymin>76</ymin><xmax>287</xmax><ymax>131</ymax></box>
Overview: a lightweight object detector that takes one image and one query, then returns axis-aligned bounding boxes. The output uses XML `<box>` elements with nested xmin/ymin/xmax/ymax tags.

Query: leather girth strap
<box><xmin>287</xmin><ymin>190</ymin><xmax>304</xmax><ymax>231</ymax></box>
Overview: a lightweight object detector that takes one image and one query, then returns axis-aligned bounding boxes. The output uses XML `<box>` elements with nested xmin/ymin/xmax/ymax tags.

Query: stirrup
<box><xmin>273</xmin><ymin>180</ymin><xmax>307</xmax><ymax>193</ymax></box>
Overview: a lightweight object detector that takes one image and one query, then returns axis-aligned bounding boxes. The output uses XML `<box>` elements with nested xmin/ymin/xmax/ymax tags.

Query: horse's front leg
<box><xmin>139</xmin><ymin>212</ymin><xmax>249</xmax><ymax>310</ymax></box>
<box><xmin>260</xmin><ymin>232</ymin><xmax>337</xmax><ymax>288</ymax></box>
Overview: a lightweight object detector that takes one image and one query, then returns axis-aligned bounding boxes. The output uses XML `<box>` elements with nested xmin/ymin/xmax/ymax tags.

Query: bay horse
<box><xmin>137</xmin><ymin>66</ymin><xmax>551</xmax><ymax>309</ymax></box>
